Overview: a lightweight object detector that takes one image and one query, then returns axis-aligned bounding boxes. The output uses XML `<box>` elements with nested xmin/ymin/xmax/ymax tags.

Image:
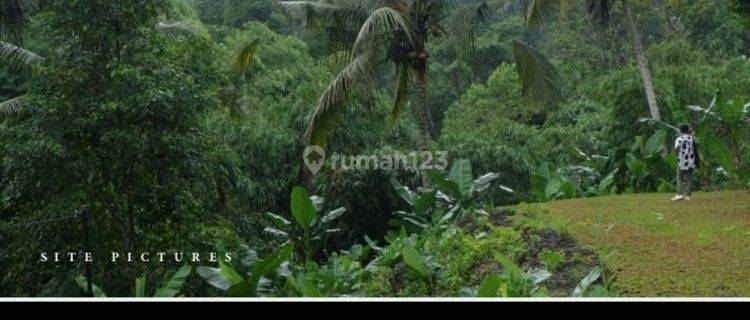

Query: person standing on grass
<box><xmin>672</xmin><ymin>125</ymin><xmax>698</xmax><ymax>201</ymax></box>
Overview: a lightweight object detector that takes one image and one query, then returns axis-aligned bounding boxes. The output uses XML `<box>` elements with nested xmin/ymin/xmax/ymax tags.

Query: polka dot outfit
<box><xmin>674</xmin><ymin>134</ymin><xmax>696</xmax><ymax>171</ymax></box>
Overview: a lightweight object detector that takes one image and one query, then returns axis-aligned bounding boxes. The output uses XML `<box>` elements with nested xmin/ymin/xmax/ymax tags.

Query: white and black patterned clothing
<box><xmin>674</xmin><ymin>134</ymin><xmax>696</xmax><ymax>171</ymax></box>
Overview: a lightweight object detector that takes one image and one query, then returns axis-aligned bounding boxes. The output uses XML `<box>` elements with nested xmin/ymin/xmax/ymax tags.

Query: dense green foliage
<box><xmin>0</xmin><ymin>0</ymin><xmax>748</xmax><ymax>297</ymax></box>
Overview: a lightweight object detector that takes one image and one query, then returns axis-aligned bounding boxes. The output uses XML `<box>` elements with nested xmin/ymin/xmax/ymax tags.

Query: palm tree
<box><xmin>0</xmin><ymin>0</ymin><xmax>35</xmax><ymax>120</ymax></box>
<box><xmin>225</xmin><ymin>38</ymin><xmax>261</xmax><ymax>121</ymax></box>
<box><xmin>523</xmin><ymin>0</ymin><xmax>661</xmax><ymax>121</ymax></box>
<box><xmin>281</xmin><ymin>0</ymin><xmax>561</xmax><ymax>184</ymax></box>
<box><xmin>618</xmin><ymin>0</ymin><xmax>660</xmax><ymax>121</ymax></box>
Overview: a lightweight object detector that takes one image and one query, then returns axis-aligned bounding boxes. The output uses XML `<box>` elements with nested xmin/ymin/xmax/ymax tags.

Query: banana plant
<box><xmin>401</xmin><ymin>245</ymin><xmax>432</xmax><ymax>280</ymax></box>
<box><xmin>74</xmin><ymin>264</ymin><xmax>192</xmax><ymax>297</ymax></box>
<box><xmin>642</xmin><ymin>94</ymin><xmax>750</xmax><ymax>186</ymax></box>
<box><xmin>364</xmin><ymin>227</ymin><xmax>436</xmax><ymax>281</ymax></box>
<box><xmin>468</xmin><ymin>258</ymin><xmax>610</xmax><ymax>298</ymax></box>
<box><xmin>691</xmin><ymin>98</ymin><xmax>749</xmax><ymax>185</ymax></box>
<box><xmin>363</xmin><ymin>228</ymin><xmax>437</xmax><ymax>296</ymax></box>
<box><xmin>571</xmin><ymin>266</ymin><xmax>608</xmax><ymax>297</ymax></box>
<box><xmin>391</xmin><ymin>159</ymin><xmax>507</xmax><ymax>232</ymax></box>
<box><xmin>197</xmin><ymin>244</ymin><xmax>293</xmax><ymax>297</ymax></box>
<box><xmin>467</xmin><ymin>255</ymin><xmax>551</xmax><ymax>298</ymax></box>
<box><xmin>630</xmin><ymin>130</ymin><xmax>676</xmax><ymax>192</ymax></box>
<box><xmin>263</xmin><ymin>186</ymin><xmax>346</xmax><ymax>262</ymax></box>
<box><xmin>283</xmin><ymin>244</ymin><xmax>370</xmax><ymax>297</ymax></box>
<box><xmin>530</xmin><ymin>162</ymin><xmax>579</xmax><ymax>201</ymax></box>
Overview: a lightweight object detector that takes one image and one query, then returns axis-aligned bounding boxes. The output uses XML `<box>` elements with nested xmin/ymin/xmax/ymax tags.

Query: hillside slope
<box><xmin>510</xmin><ymin>191</ymin><xmax>750</xmax><ymax>297</ymax></box>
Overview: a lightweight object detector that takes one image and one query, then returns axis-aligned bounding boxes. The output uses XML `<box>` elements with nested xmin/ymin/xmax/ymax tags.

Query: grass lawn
<box><xmin>509</xmin><ymin>190</ymin><xmax>750</xmax><ymax>297</ymax></box>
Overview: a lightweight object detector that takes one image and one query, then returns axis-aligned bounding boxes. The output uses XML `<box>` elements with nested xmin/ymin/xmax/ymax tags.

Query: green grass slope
<box><xmin>509</xmin><ymin>191</ymin><xmax>750</xmax><ymax>297</ymax></box>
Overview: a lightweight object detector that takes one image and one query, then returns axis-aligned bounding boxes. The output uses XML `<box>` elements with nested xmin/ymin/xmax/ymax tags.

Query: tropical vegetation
<box><xmin>0</xmin><ymin>0</ymin><xmax>748</xmax><ymax>298</ymax></box>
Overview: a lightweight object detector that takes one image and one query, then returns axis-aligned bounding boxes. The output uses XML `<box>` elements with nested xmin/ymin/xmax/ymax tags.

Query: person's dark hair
<box><xmin>680</xmin><ymin>124</ymin><xmax>692</xmax><ymax>134</ymax></box>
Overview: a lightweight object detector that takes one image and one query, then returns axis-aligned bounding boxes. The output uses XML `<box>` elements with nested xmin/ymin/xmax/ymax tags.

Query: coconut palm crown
<box><xmin>281</xmin><ymin>0</ymin><xmax>561</xmax><ymax>154</ymax></box>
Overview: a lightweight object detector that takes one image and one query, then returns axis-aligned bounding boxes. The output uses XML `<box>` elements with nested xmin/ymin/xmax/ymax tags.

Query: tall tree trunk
<box><xmin>622</xmin><ymin>0</ymin><xmax>661</xmax><ymax>121</ymax></box>
<box><xmin>415</xmin><ymin>68</ymin><xmax>433</xmax><ymax>187</ymax></box>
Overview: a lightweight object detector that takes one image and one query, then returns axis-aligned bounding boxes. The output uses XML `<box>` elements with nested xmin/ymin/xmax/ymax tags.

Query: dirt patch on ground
<box><xmin>472</xmin><ymin>261</ymin><xmax>503</xmax><ymax>282</ymax></box>
<box><xmin>456</xmin><ymin>213</ymin><xmax>479</xmax><ymax>233</ymax></box>
<box><xmin>520</xmin><ymin>228</ymin><xmax>602</xmax><ymax>296</ymax></box>
<box><xmin>488</xmin><ymin>209</ymin><xmax>515</xmax><ymax>227</ymax></box>
<box><xmin>390</xmin><ymin>262</ymin><xmax>409</xmax><ymax>293</ymax></box>
<box><xmin>484</xmin><ymin>209</ymin><xmax>604</xmax><ymax>296</ymax></box>
<box><xmin>459</xmin><ymin>209</ymin><xmax>513</xmax><ymax>234</ymax></box>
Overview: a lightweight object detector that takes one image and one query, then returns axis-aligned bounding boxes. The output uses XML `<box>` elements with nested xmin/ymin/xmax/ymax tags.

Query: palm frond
<box><xmin>521</xmin><ymin>0</ymin><xmax>556</xmax><ymax>26</ymax></box>
<box><xmin>472</xmin><ymin>1</ymin><xmax>492</xmax><ymax>22</ymax></box>
<box><xmin>513</xmin><ymin>40</ymin><xmax>562</xmax><ymax>105</ymax></box>
<box><xmin>303</xmin><ymin>51</ymin><xmax>377</xmax><ymax>147</ymax></box>
<box><xmin>279</xmin><ymin>1</ymin><xmax>343</xmax><ymax>16</ymax></box>
<box><xmin>229</xmin><ymin>100</ymin><xmax>250</xmax><ymax>122</ymax></box>
<box><xmin>352</xmin><ymin>6</ymin><xmax>414</xmax><ymax>55</ymax></box>
<box><xmin>444</xmin><ymin>1</ymin><xmax>491</xmax><ymax>60</ymax></box>
<box><xmin>429</xmin><ymin>0</ymin><xmax>487</xmax><ymax>24</ymax></box>
<box><xmin>281</xmin><ymin>1</ymin><xmax>372</xmax><ymax>52</ymax></box>
<box><xmin>391</xmin><ymin>61</ymin><xmax>411</xmax><ymax>121</ymax></box>
<box><xmin>232</xmin><ymin>38</ymin><xmax>261</xmax><ymax>75</ymax></box>
<box><xmin>280</xmin><ymin>1</ymin><xmax>369</xmax><ymax>27</ymax></box>
<box><xmin>521</xmin><ymin>0</ymin><xmax>574</xmax><ymax>27</ymax></box>
<box><xmin>423</xmin><ymin>0</ymin><xmax>459</xmax><ymax>23</ymax></box>
<box><xmin>156</xmin><ymin>21</ymin><xmax>199</xmax><ymax>35</ymax></box>
<box><xmin>218</xmin><ymin>85</ymin><xmax>250</xmax><ymax>122</ymax></box>
<box><xmin>318</xmin><ymin>50</ymin><xmax>353</xmax><ymax>73</ymax></box>
<box><xmin>0</xmin><ymin>40</ymin><xmax>43</xmax><ymax>67</ymax></box>
<box><xmin>0</xmin><ymin>95</ymin><xmax>27</xmax><ymax>119</ymax></box>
